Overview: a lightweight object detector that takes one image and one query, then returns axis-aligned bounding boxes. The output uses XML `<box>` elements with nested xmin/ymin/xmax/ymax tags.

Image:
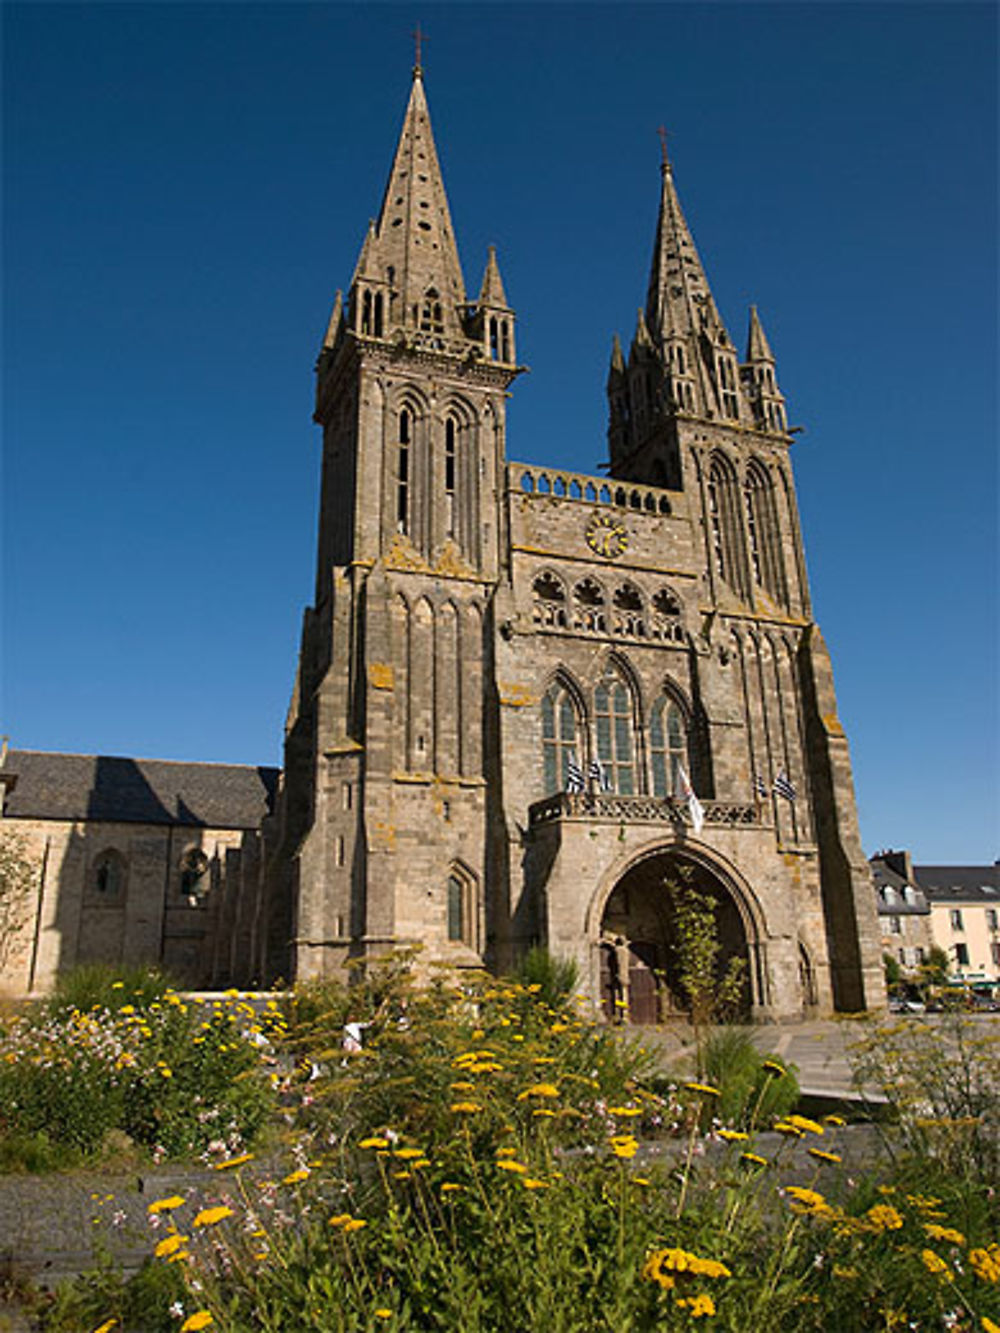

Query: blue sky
<box><xmin>3</xmin><ymin>2</ymin><xmax>997</xmax><ymax>863</ymax></box>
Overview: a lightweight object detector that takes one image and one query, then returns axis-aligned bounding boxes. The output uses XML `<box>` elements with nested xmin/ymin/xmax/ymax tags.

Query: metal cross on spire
<box><xmin>412</xmin><ymin>22</ymin><xmax>427</xmax><ymax>74</ymax></box>
<box><xmin>657</xmin><ymin>125</ymin><xmax>672</xmax><ymax>169</ymax></box>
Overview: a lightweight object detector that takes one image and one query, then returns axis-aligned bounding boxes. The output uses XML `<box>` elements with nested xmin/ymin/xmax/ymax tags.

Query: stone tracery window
<box><xmin>532</xmin><ymin>571</ymin><xmax>567</xmax><ymax>628</ymax></box>
<box><xmin>612</xmin><ymin>583</ymin><xmax>645</xmax><ymax>637</ymax></box>
<box><xmin>572</xmin><ymin>578</ymin><xmax>606</xmax><ymax>633</ymax></box>
<box><xmin>649</xmin><ymin>694</ymin><xmax>689</xmax><ymax>798</ymax></box>
<box><xmin>594</xmin><ymin>668</ymin><xmax>636</xmax><ymax>795</ymax></box>
<box><xmin>650</xmin><ymin>588</ymin><xmax>684</xmax><ymax>643</ymax></box>
<box><xmin>541</xmin><ymin>681</ymin><xmax>580</xmax><ymax>795</ymax></box>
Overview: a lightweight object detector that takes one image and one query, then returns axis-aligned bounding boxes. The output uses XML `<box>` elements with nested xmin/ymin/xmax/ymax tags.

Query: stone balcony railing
<box><xmin>528</xmin><ymin>792</ymin><xmax>761</xmax><ymax>830</ymax></box>
<box><xmin>509</xmin><ymin>463</ymin><xmax>674</xmax><ymax>516</ymax></box>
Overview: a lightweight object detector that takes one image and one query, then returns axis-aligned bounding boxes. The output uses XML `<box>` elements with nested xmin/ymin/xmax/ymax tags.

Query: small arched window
<box><xmin>180</xmin><ymin>848</ymin><xmax>210</xmax><ymax>901</ymax></box>
<box><xmin>446</xmin><ymin>863</ymin><xmax>479</xmax><ymax>948</ymax></box>
<box><xmin>541</xmin><ymin>682</ymin><xmax>580</xmax><ymax>795</ymax></box>
<box><xmin>650</xmin><ymin>695</ymin><xmax>688</xmax><ymax>798</ymax></box>
<box><xmin>572</xmin><ymin>578</ymin><xmax>606</xmax><ymax>633</ymax></box>
<box><xmin>594</xmin><ymin>670</ymin><xmax>636</xmax><ymax>795</ymax></box>
<box><xmin>92</xmin><ymin>849</ymin><xmax>126</xmax><ymax>901</ymax></box>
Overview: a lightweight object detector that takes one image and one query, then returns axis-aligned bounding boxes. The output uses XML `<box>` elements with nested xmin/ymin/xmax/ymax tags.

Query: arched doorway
<box><xmin>599</xmin><ymin>849</ymin><xmax>754</xmax><ymax>1024</ymax></box>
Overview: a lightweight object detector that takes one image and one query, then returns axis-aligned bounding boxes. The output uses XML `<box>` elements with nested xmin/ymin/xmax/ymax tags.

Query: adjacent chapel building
<box><xmin>1</xmin><ymin>66</ymin><xmax>884</xmax><ymax>1019</ymax></box>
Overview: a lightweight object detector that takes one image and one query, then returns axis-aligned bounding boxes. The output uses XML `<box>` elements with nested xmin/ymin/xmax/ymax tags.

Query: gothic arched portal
<box><xmin>598</xmin><ymin>849</ymin><xmax>757</xmax><ymax>1024</ymax></box>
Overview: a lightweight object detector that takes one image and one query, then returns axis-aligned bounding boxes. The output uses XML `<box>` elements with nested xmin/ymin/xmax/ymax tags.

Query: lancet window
<box><xmin>594</xmin><ymin>669</ymin><xmax>636</xmax><ymax>795</ymax></box>
<box><xmin>444</xmin><ymin>417</ymin><xmax>457</xmax><ymax>537</ymax></box>
<box><xmin>650</xmin><ymin>694</ymin><xmax>688</xmax><ymax>798</ymax></box>
<box><xmin>447</xmin><ymin>863</ymin><xmax>479</xmax><ymax>948</ymax></box>
<box><xmin>396</xmin><ymin>410</ymin><xmax>411</xmax><ymax>533</ymax></box>
<box><xmin>541</xmin><ymin>682</ymin><xmax>580</xmax><ymax>795</ymax></box>
<box><xmin>92</xmin><ymin>849</ymin><xmax>126</xmax><ymax>900</ymax></box>
<box><xmin>744</xmin><ymin>461</ymin><xmax>786</xmax><ymax>604</ymax></box>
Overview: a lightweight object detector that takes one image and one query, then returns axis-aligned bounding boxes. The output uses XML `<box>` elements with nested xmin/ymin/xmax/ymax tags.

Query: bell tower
<box><xmin>270</xmin><ymin>64</ymin><xmax>522</xmax><ymax>981</ymax></box>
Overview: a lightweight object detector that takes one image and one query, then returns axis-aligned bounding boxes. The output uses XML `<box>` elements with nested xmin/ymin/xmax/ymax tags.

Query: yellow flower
<box><xmin>440</xmin><ymin>1183</ymin><xmax>462</xmax><ymax>1194</ymax></box>
<box><xmin>521</xmin><ymin>1178</ymin><xmax>549</xmax><ymax>1189</ymax></box>
<box><xmin>517</xmin><ymin>1083</ymin><xmax>560</xmax><ymax>1100</ymax></box>
<box><xmin>740</xmin><ymin>1152</ymin><xmax>768</xmax><ymax>1167</ymax></box>
<box><xmin>774</xmin><ymin>1121</ymin><xmax>803</xmax><ymax>1138</ymax></box>
<box><xmin>921</xmin><ymin>1249</ymin><xmax>952</xmax><ymax>1278</ymax></box>
<box><xmin>785</xmin><ymin>1186</ymin><xmax>829</xmax><ymax>1215</ymax></box>
<box><xmin>786</xmin><ymin>1114</ymin><xmax>824</xmax><ymax>1136</ymax></box>
<box><xmin>808</xmin><ymin>1148</ymin><xmax>842</xmax><ymax>1164</ymax></box>
<box><xmin>633</xmin><ymin>1176</ymin><xmax>651</xmax><ymax>1186</ymax></box>
<box><xmin>148</xmin><ymin>1195</ymin><xmax>185</xmax><ymax>1214</ymax></box>
<box><xmin>923</xmin><ymin>1223</ymin><xmax>965</xmax><ymax>1246</ymax></box>
<box><xmin>374</xmin><ymin>1312</ymin><xmax>392</xmax><ymax>1321</ymax></box>
<box><xmin>343</xmin><ymin>1218</ymin><xmax>367</xmax><ymax>1233</ymax></box>
<box><xmin>533</xmin><ymin>1108</ymin><xmax>556</xmax><ymax>1118</ymax></box>
<box><xmin>359</xmin><ymin>1137</ymin><xmax>390</xmax><ymax>1149</ymax></box>
<box><xmin>983</xmin><ymin>1318</ymin><xmax>1000</xmax><ymax>1333</ymax></box>
<box><xmin>192</xmin><ymin>1205</ymin><xmax>234</xmax><ymax>1228</ymax></box>
<box><xmin>495</xmin><ymin>1146</ymin><xmax>517</xmax><ymax>1157</ymax></box>
<box><xmin>119</xmin><ymin>1005</ymin><xmax>135</xmax><ymax>1016</ymax></box>
<box><xmin>450</xmin><ymin>1101</ymin><xmax>483</xmax><ymax>1113</ymax></box>
<box><xmin>167</xmin><ymin>1250</ymin><xmax>191</xmax><ymax>1264</ymax></box>
<box><xmin>214</xmin><ymin>1152</ymin><xmax>254</xmax><ymax>1171</ymax></box>
<box><xmin>865</xmin><ymin>1204</ymin><xmax>904</xmax><ymax>1232</ymax></box>
<box><xmin>607</xmin><ymin>1105</ymin><xmax>642</xmax><ymax>1117</ymax></box>
<box><xmin>610</xmin><ymin>1135</ymin><xmax>639</xmax><ymax>1159</ymax></box>
<box><xmin>282</xmin><ymin>1168</ymin><xmax>309</xmax><ymax>1185</ymax></box>
<box><xmin>717</xmin><ymin>1129</ymin><xmax>748</xmax><ymax>1141</ymax></box>
<box><xmin>393</xmin><ymin>1147</ymin><xmax>425</xmax><ymax>1160</ymax></box>
<box><xmin>824</xmin><ymin>1114</ymin><xmax>846</xmax><ymax>1127</ymax></box>
<box><xmin>684</xmin><ymin>1082</ymin><xmax>721</xmax><ymax>1097</ymax></box>
<box><xmin>329</xmin><ymin>1213</ymin><xmax>353</xmax><ymax>1227</ymax></box>
<box><xmin>92</xmin><ymin>1321</ymin><xmax>119</xmax><ymax>1333</ymax></box>
<box><xmin>450</xmin><ymin>1081</ymin><xmax>476</xmax><ymax>1092</ymax></box>
<box><xmin>392</xmin><ymin>1171</ymin><xmax>411</xmax><ymax>1181</ymax></box>
<box><xmin>762</xmin><ymin>1059</ymin><xmax>785</xmax><ymax>1075</ymax></box>
<box><xmin>676</xmin><ymin>1293</ymin><xmax>716</xmax><ymax>1317</ymax></box>
<box><xmin>180</xmin><ymin>1313</ymin><xmax>214</xmax><ymax>1331</ymax></box>
<box><xmin>496</xmin><ymin>1160</ymin><xmax>528</xmax><ymax>1173</ymax></box>
<box><xmin>154</xmin><ymin>1233</ymin><xmax>189</xmax><ymax>1258</ymax></box>
<box><xmin>969</xmin><ymin>1244</ymin><xmax>1000</xmax><ymax>1283</ymax></box>
<box><xmin>833</xmin><ymin>1265</ymin><xmax>858</xmax><ymax>1279</ymax></box>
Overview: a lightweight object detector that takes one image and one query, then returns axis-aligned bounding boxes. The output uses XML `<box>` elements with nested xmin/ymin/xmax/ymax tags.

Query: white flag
<box><xmin>677</xmin><ymin>764</ymin><xmax>704</xmax><ymax>835</ymax></box>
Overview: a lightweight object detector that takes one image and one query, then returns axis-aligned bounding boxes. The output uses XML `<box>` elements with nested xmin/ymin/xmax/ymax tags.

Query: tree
<box><xmin>0</xmin><ymin>829</ymin><xmax>36</xmax><ymax>976</ymax></box>
<box><xmin>663</xmin><ymin>873</ymin><xmax>746</xmax><ymax>1074</ymax></box>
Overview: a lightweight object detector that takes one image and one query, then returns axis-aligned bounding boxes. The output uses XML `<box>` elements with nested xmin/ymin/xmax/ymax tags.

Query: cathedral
<box><xmin>264</xmin><ymin>63</ymin><xmax>883</xmax><ymax>1020</ymax></box>
<box><xmin>0</xmin><ymin>64</ymin><xmax>884</xmax><ymax>1020</ymax></box>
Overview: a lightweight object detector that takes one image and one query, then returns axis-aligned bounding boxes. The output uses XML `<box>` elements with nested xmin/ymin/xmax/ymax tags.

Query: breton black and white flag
<box><xmin>565</xmin><ymin>756</ymin><xmax>585</xmax><ymax>793</ymax></box>
<box><xmin>588</xmin><ymin>758</ymin><xmax>612</xmax><ymax>792</ymax></box>
<box><xmin>773</xmin><ymin>770</ymin><xmax>797</xmax><ymax>802</ymax></box>
<box><xmin>753</xmin><ymin>772</ymin><xmax>770</xmax><ymax>801</ymax></box>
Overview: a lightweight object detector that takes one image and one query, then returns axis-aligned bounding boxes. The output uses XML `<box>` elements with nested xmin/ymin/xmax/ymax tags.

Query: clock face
<box><xmin>585</xmin><ymin>513</ymin><xmax>629</xmax><ymax>559</ymax></box>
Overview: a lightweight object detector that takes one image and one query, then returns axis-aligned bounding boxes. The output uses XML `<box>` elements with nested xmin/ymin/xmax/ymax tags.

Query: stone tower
<box><xmin>267</xmin><ymin>68</ymin><xmax>884</xmax><ymax>1019</ymax></box>
<box><xmin>268</xmin><ymin>64</ymin><xmax>520</xmax><ymax>981</ymax></box>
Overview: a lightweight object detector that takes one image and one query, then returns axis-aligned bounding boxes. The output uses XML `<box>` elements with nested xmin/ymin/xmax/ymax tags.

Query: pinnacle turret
<box><xmin>741</xmin><ymin>305</ymin><xmax>788</xmax><ymax>434</ymax></box>
<box><xmin>478</xmin><ymin>245</ymin><xmax>509</xmax><ymax>308</ymax></box>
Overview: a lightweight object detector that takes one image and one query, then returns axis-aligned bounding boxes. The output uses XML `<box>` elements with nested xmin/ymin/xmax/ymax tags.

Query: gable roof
<box><xmin>1</xmin><ymin>750</ymin><xmax>279</xmax><ymax>829</ymax></box>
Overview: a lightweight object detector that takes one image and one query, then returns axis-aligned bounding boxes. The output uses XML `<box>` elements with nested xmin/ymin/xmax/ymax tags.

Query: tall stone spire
<box><xmin>741</xmin><ymin>305</ymin><xmax>788</xmax><ymax>434</ymax></box>
<box><xmin>347</xmin><ymin>68</ymin><xmax>469</xmax><ymax>344</ymax></box>
<box><xmin>644</xmin><ymin>150</ymin><xmax>722</xmax><ymax>348</ymax></box>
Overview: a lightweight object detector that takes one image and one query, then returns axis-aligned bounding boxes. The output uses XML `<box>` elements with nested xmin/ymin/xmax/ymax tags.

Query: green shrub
<box><xmin>0</xmin><ymin>990</ymin><xmax>275</xmax><ymax>1167</ymax></box>
<box><xmin>702</xmin><ymin>1026</ymin><xmax>799</xmax><ymax>1128</ymax></box>
<box><xmin>514</xmin><ymin>946</ymin><xmax>580</xmax><ymax>1008</ymax></box>
<box><xmin>48</xmin><ymin>963</ymin><xmax>176</xmax><ymax>1018</ymax></box>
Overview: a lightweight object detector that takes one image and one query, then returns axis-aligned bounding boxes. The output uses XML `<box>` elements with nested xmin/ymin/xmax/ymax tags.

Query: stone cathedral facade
<box><xmin>264</xmin><ymin>65</ymin><xmax>884</xmax><ymax>1021</ymax></box>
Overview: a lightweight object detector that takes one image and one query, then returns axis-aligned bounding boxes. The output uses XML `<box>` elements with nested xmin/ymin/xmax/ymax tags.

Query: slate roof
<box><xmin>1</xmin><ymin>750</ymin><xmax>279</xmax><ymax>829</ymax></box>
<box><xmin>914</xmin><ymin>863</ymin><xmax>1000</xmax><ymax>904</ymax></box>
<box><xmin>869</xmin><ymin>855</ymin><xmax>930</xmax><ymax>914</ymax></box>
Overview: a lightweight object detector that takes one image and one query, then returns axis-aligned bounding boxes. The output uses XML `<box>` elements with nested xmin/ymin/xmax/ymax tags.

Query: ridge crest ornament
<box><xmin>586</xmin><ymin>513</ymin><xmax>629</xmax><ymax>559</ymax></box>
